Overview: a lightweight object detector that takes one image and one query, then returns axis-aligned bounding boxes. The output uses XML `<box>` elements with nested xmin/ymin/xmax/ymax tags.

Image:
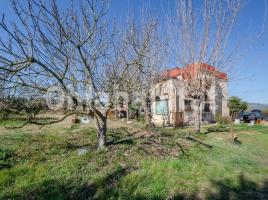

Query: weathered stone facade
<box><xmin>151</xmin><ymin>77</ymin><xmax>228</xmax><ymax>126</ymax></box>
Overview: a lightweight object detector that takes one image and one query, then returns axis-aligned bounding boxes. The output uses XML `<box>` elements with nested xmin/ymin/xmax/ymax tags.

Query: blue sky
<box><xmin>0</xmin><ymin>0</ymin><xmax>267</xmax><ymax>104</ymax></box>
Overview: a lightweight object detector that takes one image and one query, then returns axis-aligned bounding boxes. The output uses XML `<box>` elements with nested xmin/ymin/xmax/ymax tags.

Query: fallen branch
<box><xmin>108</xmin><ymin>134</ymin><xmax>146</xmax><ymax>145</ymax></box>
<box><xmin>176</xmin><ymin>142</ymin><xmax>188</xmax><ymax>156</ymax></box>
<box><xmin>184</xmin><ymin>136</ymin><xmax>213</xmax><ymax>149</ymax></box>
<box><xmin>5</xmin><ymin>112</ymin><xmax>78</xmax><ymax>129</ymax></box>
<box><xmin>137</xmin><ymin>145</ymin><xmax>150</xmax><ymax>155</ymax></box>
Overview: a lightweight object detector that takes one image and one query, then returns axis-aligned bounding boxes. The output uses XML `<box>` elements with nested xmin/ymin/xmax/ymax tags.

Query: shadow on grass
<box><xmin>1</xmin><ymin>167</ymin><xmax>133</xmax><ymax>200</ymax></box>
<box><xmin>2</xmin><ymin>169</ymin><xmax>268</xmax><ymax>200</ymax></box>
<box><xmin>206</xmin><ymin>173</ymin><xmax>268</xmax><ymax>200</ymax></box>
<box><xmin>172</xmin><ymin>173</ymin><xmax>268</xmax><ymax>200</ymax></box>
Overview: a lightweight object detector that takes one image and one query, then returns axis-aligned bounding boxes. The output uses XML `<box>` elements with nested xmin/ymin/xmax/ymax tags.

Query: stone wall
<box><xmin>151</xmin><ymin>77</ymin><xmax>228</xmax><ymax>126</ymax></box>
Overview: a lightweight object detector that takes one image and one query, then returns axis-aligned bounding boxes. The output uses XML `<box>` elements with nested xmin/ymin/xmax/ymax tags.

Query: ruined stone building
<box><xmin>151</xmin><ymin>63</ymin><xmax>228</xmax><ymax>126</ymax></box>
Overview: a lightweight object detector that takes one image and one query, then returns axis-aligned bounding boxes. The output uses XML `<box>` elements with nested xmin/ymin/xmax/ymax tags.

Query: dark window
<box><xmin>185</xmin><ymin>100</ymin><xmax>192</xmax><ymax>112</ymax></box>
<box><xmin>204</xmin><ymin>103</ymin><xmax>210</xmax><ymax>112</ymax></box>
<box><xmin>205</xmin><ymin>94</ymin><xmax>208</xmax><ymax>101</ymax></box>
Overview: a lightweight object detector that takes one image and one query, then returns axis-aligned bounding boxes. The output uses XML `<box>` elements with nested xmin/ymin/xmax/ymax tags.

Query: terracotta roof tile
<box><xmin>162</xmin><ymin>63</ymin><xmax>227</xmax><ymax>80</ymax></box>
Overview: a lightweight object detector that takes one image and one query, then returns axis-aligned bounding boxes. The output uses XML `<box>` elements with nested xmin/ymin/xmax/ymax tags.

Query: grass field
<box><xmin>0</xmin><ymin>119</ymin><xmax>268</xmax><ymax>199</ymax></box>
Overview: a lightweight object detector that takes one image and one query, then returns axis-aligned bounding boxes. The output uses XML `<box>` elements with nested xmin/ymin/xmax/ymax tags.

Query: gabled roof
<box><xmin>162</xmin><ymin>63</ymin><xmax>228</xmax><ymax>80</ymax></box>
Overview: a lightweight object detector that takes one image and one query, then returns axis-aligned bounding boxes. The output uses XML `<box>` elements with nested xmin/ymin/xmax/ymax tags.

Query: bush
<box><xmin>0</xmin><ymin>148</ymin><xmax>15</xmax><ymax>169</ymax></box>
<box><xmin>0</xmin><ymin>97</ymin><xmax>43</xmax><ymax>120</ymax></box>
<box><xmin>138</xmin><ymin>115</ymin><xmax>145</xmax><ymax>123</ymax></box>
<box><xmin>216</xmin><ymin>115</ymin><xmax>230</xmax><ymax>127</ymax></box>
<box><xmin>207</xmin><ymin>125</ymin><xmax>229</xmax><ymax>132</ymax></box>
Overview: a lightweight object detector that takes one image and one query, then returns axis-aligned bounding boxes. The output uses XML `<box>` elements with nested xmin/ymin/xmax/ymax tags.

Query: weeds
<box><xmin>0</xmin><ymin>122</ymin><xmax>267</xmax><ymax>199</ymax></box>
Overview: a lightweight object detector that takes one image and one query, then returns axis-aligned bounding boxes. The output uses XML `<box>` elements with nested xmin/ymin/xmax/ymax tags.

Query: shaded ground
<box><xmin>0</xmin><ymin>119</ymin><xmax>268</xmax><ymax>199</ymax></box>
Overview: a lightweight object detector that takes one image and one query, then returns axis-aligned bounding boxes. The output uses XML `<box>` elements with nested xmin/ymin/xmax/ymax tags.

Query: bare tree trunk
<box><xmin>146</xmin><ymin>108</ymin><xmax>152</xmax><ymax>125</ymax></box>
<box><xmin>194</xmin><ymin>99</ymin><xmax>201</xmax><ymax>133</ymax></box>
<box><xmin>94</xmin><ymin>112</ymin><xmax>107</xmax><ymax>149</ymax></box>
<box><xmin>126</xmin><ymin>101</ymin><xmax>130</xmax><ymax>122</ymax></box>
<box><xmin>144</xmin><ymin>106</ymin><xmax>153</xmax><ymax>127</ymax></box>
<box><xmin>143</xmin><ymin>94</ymin><xmax>153</xmax><ymax>126</ymax></box>
<box><xmin>229</xmin><ymin>112</ymin><xmax>237</xmax><ymax>141</ymax></box>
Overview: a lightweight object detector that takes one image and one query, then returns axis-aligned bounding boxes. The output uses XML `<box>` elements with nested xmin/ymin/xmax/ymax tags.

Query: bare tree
<box><xmin>167</xmin><ymin>0</ymin><xmax>242</xmax><ymax>133</ymax></box>
<box><xmin>117</xmin><ymin>13</ymin><xmax>166</xmax><ymax>122</ymax></box>
<box><xmin>0</xmin><ymin>0</ymin><xmax>164</xmax><ymax>148</ymax></box>
<box><xmin>0</xmin><ymin>0</ymin><xmax>119</xmax><ymax>148</ymax></box>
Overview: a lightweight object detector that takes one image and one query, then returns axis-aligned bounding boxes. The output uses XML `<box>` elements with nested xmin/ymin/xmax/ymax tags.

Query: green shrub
<box><xmin>216</xmin><ymin>115</ymin><xmax>230</xmax><ymax>127</ymax></box>
<box><xmin>0</xmin><ymin>149</ymin><xmax>15</xmax><ymax>169</ymax></box>
<box><xmin>207</xmin><ymin>125</ymin><xmax>229</xmax><ymax>132</ymax></box>
<box><xmin>138</xmin><ymin>115</ymin><xmax>145</xmax><ymax>124</ymax></box>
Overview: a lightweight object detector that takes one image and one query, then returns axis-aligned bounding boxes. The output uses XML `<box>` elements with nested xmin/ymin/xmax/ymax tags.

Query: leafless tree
<box><xmin>117</xmin><ymin>13</ymin><xmax>166</xmax><ymax>122</ymax></box>
<box><xmin>0</xmin><ymin>0</ymin><xmax>165</xmax><ymax>148</ymax></box>
<box><xmin>167</xmin><ymin>0</ymin><xmax>242</xmax><ymax>133</ymax></box>
<box><xmin>0</xmin><ymin>0</ymin><xmax>121</xmax><ymax>148</ymax></box>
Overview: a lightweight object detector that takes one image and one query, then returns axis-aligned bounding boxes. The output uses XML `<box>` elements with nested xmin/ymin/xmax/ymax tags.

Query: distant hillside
<box><xmin>248</xmin><ymin>103</ymin><xmax>268</xmax><ymax>111</ymax></box>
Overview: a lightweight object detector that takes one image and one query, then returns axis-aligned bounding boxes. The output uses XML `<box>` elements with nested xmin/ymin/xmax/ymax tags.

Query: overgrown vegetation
<box><xmin>0</xmin><ymin>148</ymin><xmax>15</xmax><ymax>169</ymax></box>
<box><xmin>207</xmin><ymin>115</ymin><xmax>230</xmax><ymax>132</ymax></box>
<box><xmin>216</xmin><ymin>115</ymin><xmax>230</xmax><ymax>127</ymax></box>
<box><xmin>207</xmin><ymin>125</ymin><xmax>229</xmax><ymax>133</ymax></box>
<box><xmin>0</xmin><ymin>120</ymin><xmax>267</xmax><ymax>199</ymax></box>
<box><xmin>0</xmin><ymin>97</ymin><xmax>44</xmax><ymax>121</ymax></box>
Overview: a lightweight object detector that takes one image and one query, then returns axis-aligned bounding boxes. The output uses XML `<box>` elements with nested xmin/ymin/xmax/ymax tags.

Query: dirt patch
<box><xmin>237</xmin><ymin>130</ymin><xmax>261</xmax><ymax>135</ymax></box>
<box><xmin>37</xmin><ymin>114</ymin><xmax>137</xmax><ymax>129</ymax></box>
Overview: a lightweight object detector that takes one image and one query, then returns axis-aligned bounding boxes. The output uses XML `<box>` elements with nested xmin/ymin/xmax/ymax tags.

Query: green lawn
<box><xmin>0</xmin><ymin>121</ymin><xmax>268</xmax><ymax>199</ymax></box>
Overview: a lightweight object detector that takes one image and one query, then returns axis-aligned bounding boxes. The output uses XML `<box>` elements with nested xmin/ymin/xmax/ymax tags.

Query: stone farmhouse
<box><xmin>151</xmin><ymin>63</ymin><xmax>229</xmax><ymax>126</ymax></box>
